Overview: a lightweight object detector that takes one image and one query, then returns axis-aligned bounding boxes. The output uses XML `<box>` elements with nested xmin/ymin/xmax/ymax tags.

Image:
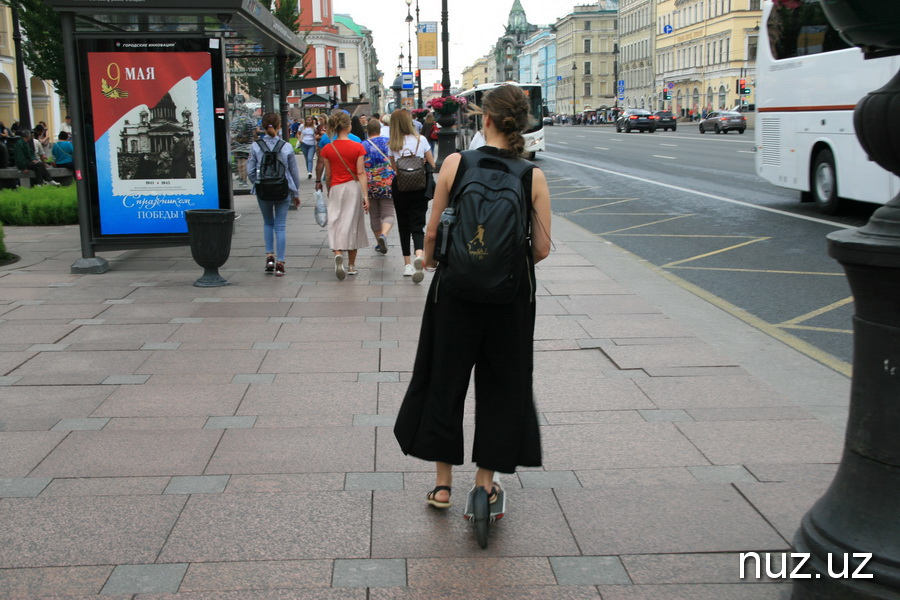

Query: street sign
<box><xmin>663</xmin><ymin>24</ymin><xmax>673</xmax><ymax>34</ymax></box>
<box><xmin>401</xmin><ymin>72</ymin><xmax>414</xmax><ymax>90</ymax></box>
<box><xmin>667</xmin><ymin>82</ymin><xmax>675</xmax><ymax>90</ymax></box>
<box><xmin>557</xmin><ymin>76</ymin><xmax>562</xmax><ymax>81</ymax></box>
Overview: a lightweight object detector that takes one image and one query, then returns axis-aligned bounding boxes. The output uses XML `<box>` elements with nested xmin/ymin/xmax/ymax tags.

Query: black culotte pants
<box><xmin>394</xmin><ymin>269</ymin><xmax>542</xmax><ymax>473</ymax></box>
<box><xmin>391</xmin><ymin>182</ymin><xmax>428</xmax><ymax>257</ymax></box>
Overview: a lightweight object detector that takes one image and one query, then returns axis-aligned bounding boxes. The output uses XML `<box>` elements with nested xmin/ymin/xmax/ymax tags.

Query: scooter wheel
<box><xmin>473</xmin><ymin>487</ymin><xmax>489</xmax><ymax>549</ymax></box>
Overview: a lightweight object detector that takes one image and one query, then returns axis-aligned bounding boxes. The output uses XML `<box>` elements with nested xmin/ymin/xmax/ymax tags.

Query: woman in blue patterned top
<box><xmin>362</xmin><ymin>119</ymin><xmax>395</xmax><ymax>254</ymax></box>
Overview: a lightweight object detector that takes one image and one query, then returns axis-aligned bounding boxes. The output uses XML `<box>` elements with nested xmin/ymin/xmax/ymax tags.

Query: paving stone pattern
<box><xmin>0</xmin><ymin>173</ymin><xmax>847</xmax><ymax>597</ymax></box>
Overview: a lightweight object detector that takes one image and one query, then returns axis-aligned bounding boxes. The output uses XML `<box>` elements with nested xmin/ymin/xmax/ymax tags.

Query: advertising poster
<box><xmin>417</xmin><ymin>22</ymin><xmax>438</xmax><ymax>70</ymax></box>
<box><xmin>87</xmin><ymin>48</ymin><xmax>219</xmax><ymax>235</ymax></box>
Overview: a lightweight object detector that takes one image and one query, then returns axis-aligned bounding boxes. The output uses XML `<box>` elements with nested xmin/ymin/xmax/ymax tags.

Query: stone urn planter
<box><xmin>184</xmin><ymin>209</ymin><xmax>235</xmax><ymax>287</ymax></box>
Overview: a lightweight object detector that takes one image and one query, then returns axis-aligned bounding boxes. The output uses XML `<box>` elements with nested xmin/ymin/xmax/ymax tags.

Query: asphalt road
<box><xmin>538</xmin><ymin>124</ymin><xmax>879</xmax><ymax>376</ymax></box>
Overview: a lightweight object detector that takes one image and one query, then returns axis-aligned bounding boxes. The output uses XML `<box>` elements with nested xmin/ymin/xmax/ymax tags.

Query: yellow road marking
<box><xmin>668</xmin><ymin>266</ymin><xmax>846</xmax><ymax>276</ymax></box>
<box><xmin>779</xmin><ymin>297</ymin><xmax>855</xmax><ymax>327</ymax></box>
<box><xmin>782</xmin><ymin>324</ymin><xmax>853</xmax><ymax>334</ymax></box>
<box><xmin>570</xmin><ymin>199</ymin><xmax>638</xmax><ymax>213</ymax></box>
<box><xmin>600</xmin><ymin>215</ymin><xmax>695</xmax><ymax>235</ymax></box>
<box><xmin>663</xmin><ymin>238</ymin><xmax>770</xmax><ymax>268</ymax></box>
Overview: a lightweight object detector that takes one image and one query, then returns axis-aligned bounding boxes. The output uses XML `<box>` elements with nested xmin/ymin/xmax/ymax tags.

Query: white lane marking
<box><xmin>660</xmin><ymin>143</ymin><xmax>678</xmax><ymax>147</ymax></box>
<box><xmin>737</xmin><ymin>150</ymin><xmax>755</xmax><ymax>154</ymax></box>
<box><xmin>559</xmin><ymin>141</ymin><xmax>568</xmax><ymax>144</ymax></box>
<box><xmin>543</xmin><ymin>154</ymin><xmax>854</xmax><ymax>229</ymax></box>
<box><xmin>595</xmin><ymin>147</ymin><xmax>609</xmax><ymax>150</ymax></box>
<box><xmin>652</xmin><ymin>155</ymin><xmax>677</xmax><ymax>160</ymax></box>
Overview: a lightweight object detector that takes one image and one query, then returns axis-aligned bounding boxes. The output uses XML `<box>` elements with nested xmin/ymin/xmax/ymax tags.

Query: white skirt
<box><xmin>327</xmin><ymin>181</ymin><xmax>370</xmax><ymax>251</ymax></box>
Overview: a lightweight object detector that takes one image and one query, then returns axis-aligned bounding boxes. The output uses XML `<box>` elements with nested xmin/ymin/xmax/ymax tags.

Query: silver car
<box><xmin>699</xmin><ymin>111</ymin><xmax>746</xmax><ymax>134</ymax></box>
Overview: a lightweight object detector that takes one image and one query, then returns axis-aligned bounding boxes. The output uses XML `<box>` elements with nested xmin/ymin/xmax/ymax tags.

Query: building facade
<box><xmin>297</xmin><ymin>0</ymin><xmax>342</xmax><ymax>105</ymax></box>
<box><xmin>619</xmin><ymin>0</ymin><xmax>656</xmax><ymax>110</ymax></box>
<box><xmin>461</xmin><ymin>56</ymin><xmax>490</xmax><ymax>91</ymax></box>
<box><xmin>0</xmin><ymin>6</ymin><xmax>64</xmax><ymax>134</ymax></box>
<box><xmin>333</xmin><ymin>14</ymin><xmax>381</xmax><ymax>112</ymax></box>
<box><xmin>490</xmin><ymin>0</ymin><xmax>539</xmax><ymax>82</ymax></box>
<box><xmin>554</xmin><ymin>0</ymin><xmax>619</xmax><ymax>119</ymax></box>
<box><xmin>655</xmin><ymin>0</ymin><xmax>761</xmax><ymax>117</ymax></box>
<box><xmin>519</xmin><ymin>28</ymin><xmax>557</xmax><ymax>115</ymax></box>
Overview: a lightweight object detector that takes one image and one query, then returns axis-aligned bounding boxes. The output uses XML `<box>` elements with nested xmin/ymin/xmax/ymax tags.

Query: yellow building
<box><xmin>461</xmin><ymin>56</ymin><xmax>489</xmax><ymax>91</ymax></box>
<box><xmin>620</xmin><ymin>0</ymin><xmax>657</xmax><ymax>111</ymax></box>
<box><xmin>0</xmin><ymin>6</ymin><xmax>64</xmax><ymax>133</ymax></box>
<box><xmin>655</xmin><ymin>0</ymin><xmax>760</xmax><ymax>117</ymax></box>
<box><xmin>554</xmin><ymin>0</ymin><xmax>618</xmax><ymax>118</ymax></box>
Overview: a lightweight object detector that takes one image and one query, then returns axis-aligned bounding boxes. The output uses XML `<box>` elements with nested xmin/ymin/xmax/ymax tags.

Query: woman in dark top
<box><xmin>393</xmin><ymin>84</ymin><xmax>552</xmax><ymax>513</ymax></box>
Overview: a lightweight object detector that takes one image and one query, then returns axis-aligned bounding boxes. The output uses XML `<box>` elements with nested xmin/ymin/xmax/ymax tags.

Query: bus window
<box><xmin>767</xmin><ymin>0</ymin><xmax>851</xmax><ymax>60</ymax></box>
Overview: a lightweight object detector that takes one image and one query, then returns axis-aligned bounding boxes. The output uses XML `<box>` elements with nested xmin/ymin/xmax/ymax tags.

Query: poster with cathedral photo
<box><xmin>86</xmin><ymin>49</ymin><xmax>219</xmax><ymax>235</ymax></box>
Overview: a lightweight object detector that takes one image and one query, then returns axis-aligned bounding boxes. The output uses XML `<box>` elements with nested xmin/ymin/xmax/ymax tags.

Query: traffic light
<box><xmin>738</xmin><ymin>78</ymin><xmax>751</xmax><ymax>95</ymax></box>
<box><xmin>662</xmin><ymin>89</ymin><xmax>671</xmax><ymax>101</ymax></box>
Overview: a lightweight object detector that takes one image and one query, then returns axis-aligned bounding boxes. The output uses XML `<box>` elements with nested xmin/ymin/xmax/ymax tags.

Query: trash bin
<box><xmin>184</xmin><ymin>209</ymin><xmax>235</xmax><ymax>287</ymax></box>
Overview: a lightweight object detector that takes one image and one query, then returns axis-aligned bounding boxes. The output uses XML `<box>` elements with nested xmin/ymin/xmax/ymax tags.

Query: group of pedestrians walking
<box><xmin>246</xmin><ymin>87</ymin><xmax>552</xmax><ymax>543</ymax></box>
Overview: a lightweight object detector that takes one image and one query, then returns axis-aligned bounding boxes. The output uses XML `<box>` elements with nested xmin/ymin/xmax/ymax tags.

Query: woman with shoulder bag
<box><xmin>363</xmin><ymin>118</ymin><xmax>396</xmax><ymax>254</ymax></box>
<box><xmin>389</xmin><ymin>109</ymin><xmax>435</xmax><ymax>283</ymax></box>
<box><xmin>247</xmin><ymin>112</ymin><xmax>301</xmax><ymax>277</ymax></box>
<box><xmin>393</xmin><ymin>84</ymin><xmax>552</xmax><ymax>516</ymax></box>
<box><xmin>319</xmin><ymin>110</ymin><xmax>369</xmax><ymax>280</ymax></box>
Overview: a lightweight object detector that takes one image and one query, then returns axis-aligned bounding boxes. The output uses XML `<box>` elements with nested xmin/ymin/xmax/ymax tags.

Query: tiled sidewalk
<box><xmin>0</xmin><ymin>177</ymin><xmax>849</xmax><ymax>599</ymax></box>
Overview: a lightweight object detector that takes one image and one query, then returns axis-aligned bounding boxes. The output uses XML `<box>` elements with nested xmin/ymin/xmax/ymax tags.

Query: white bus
<box><xmin>755</xmin><ymin>0</ymin><xmax>899</xmax><ymax>214</ymax></box>
<box><xmin>456</xmin><ymin>82</ymin><xmax>546</xmax><ymax>160</ymax></box>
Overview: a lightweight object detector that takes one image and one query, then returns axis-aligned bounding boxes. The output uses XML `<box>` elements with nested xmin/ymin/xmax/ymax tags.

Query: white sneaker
<box><xmin>403</xmin><ymin>263</ymin><xmax>415</xmax><ymax>277</ymax></box>
<box><xmin>49</xmin><ymin>180</ymin><xmax>61</xmax><ymax>186</ymax></box>
<box><xmin>412</xmin><ymin>256</ymin><xmax>425</xmax><ymax>283</ymax></box>
<box><xmin>334</xmin><ymin>254</ymin><xmax>346</xmax><ymax>280</ymax></box>
<box><xmin>347</xmin><ymin>265</ymin><xmax>358</xmax><ymax>276</ymax></box>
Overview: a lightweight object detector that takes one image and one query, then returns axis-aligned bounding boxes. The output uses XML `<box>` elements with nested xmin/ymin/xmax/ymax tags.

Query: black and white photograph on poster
<box><xmin>111</xmin><ymin>77</ymin><xmax>204</xmax><ymax>197</ymax></box>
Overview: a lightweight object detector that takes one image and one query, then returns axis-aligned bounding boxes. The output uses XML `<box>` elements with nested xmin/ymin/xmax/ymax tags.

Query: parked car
<box><xmin>615</xmin><ymin>109</ymin><xmax>657</xmax><ymax>133</ymax></box>
<box><xmin>653</xmin><ymin>110</ymin><xmax>677</xmax><ymax>131</ymax></box>
<box><xmin>543</xmin><ymin>116</ymin><xmax>554</xmax><ymax>126</ymax></box>
<box><xmin>699</xmin><ymin>111</ymin><xmax>747</xmax><ymax>134</ymax></box>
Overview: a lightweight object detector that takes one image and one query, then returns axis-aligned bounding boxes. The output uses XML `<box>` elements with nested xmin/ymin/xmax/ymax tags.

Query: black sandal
<box><xmin>426</xmin><ymin>485</ymin><xmax>452</xmax><ymax>509</ymax></box>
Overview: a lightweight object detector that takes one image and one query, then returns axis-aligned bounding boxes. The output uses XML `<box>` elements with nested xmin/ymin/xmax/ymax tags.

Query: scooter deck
<box><xmin>463</xmin><ymin>487</ymin><xmax>506</xmax><ymax>521</ymax></box>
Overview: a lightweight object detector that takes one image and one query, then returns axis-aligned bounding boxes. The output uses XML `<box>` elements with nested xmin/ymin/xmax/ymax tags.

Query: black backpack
<box><xmin>255</xmin><ymin>139</ymin><xmax>290</xmax><ymax>201</ymax></box>
<box><xmin>435</xmin><ymin>150</ymin><xmax>534</xmax><ymax>304</ymax></box>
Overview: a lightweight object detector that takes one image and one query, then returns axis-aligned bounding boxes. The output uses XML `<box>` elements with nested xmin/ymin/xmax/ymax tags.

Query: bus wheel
<box><xmin>812</xmin><ymin>148</ymin><xmax>842</xmax><ymax>214</ymax></box>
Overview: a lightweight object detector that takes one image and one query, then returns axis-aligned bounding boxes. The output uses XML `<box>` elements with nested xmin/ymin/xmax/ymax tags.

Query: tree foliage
<box><xmin>4</xmin><ymin>0</ymin><xmax>68</xmax><ymax>106</ymax></box>
<box><xmin>232</xmin><ymin>0</ymin><xmax>310</xmax><ymax>103</ymax></box>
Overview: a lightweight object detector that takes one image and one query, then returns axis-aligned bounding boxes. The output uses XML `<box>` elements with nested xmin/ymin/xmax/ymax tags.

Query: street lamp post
<box><xmin>435</xmin><ymin>0</ymin><xmax>455</xmax><ymax>170</ymax></box>
<box><xmin>405</xmin><ymin>0</ymin><xmax>423</xmax><ymax>109</ymax></box>
<box><xmin>571</xmin><ymin>61</ymin><xmax>577</xmax><ymax>126</ymax></box>
<box><xmin>613</xmin><ymin>42</ymin><xmax>619</xmax><ymax>115</ymax></box>
<box><xmin>10</xmin><ymin>0</ymin><xmax>31</xmax><ymax>131</ymax></box>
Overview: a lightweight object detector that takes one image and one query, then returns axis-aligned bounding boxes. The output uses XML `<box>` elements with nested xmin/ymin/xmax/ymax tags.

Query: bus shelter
<box><xmin>46</xmin><ymin>0</ymin><xmax>306</xmax><ymax>273</ymax></box>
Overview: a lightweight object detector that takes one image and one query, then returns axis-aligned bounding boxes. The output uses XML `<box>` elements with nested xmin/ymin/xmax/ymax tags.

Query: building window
<box><xmin>583</xmin><ymin>81</ymin><xmax>592</xmax><ymax>97</ymax></box>
<box><xmin>584</xmin><ymin>38</ymin><xmax>592</xmax><ymax>53</ymax></box>
<box><xmin>750</xmin><ymin>0</ymin><xmax>760</xmax><ymax>8</ymax></box>
<box><xmin>585</xmin><ymin>20</ymin><xmax>591</xmax><ymax>30</ymax></box>
<box><xmin>583</xmin><ymin>61</ymin><xmax>592</xmax><ymax>75</ymax></box>
<box><xmin>338</xmin><ymin>53</ymin><xmax>346</xmax><ymax>69</ymax></box>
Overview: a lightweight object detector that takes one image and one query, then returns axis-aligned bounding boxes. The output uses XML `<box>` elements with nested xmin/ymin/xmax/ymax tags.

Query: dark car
<box><xmin>653</xmin><ymin>110</ymin><xmax>677</xmax><ymax>131</ymax></box>
<box><xmin>699</xmin><ymin>111</ymin><xmax>747</xmax><ymax>134</ymax></box>
<box><xmin>615</xmin><ymin>109</ymin><xmax>657</xmax><ymax>133</ymax></box>
<box><xmin>543</xmin><ymin>116</ymin><xmax>554</xmax><ymax>126</ymax></box>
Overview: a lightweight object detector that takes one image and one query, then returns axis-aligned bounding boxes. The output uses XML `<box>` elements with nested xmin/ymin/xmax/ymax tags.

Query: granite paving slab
<box><xmin>136</xmin><ymin>349</ymin><xmax>267</xmax><ymax>375</ymax></box>
<box><xmin>237</xmin><ymin>380</ymin><xmax>378</xmax><ymax>416</ymax></box>
<box><xmin>0</xmin><ymin>385</ymin><xmax>112</xmax><ymax>431</ymax></box>
<box><xmin>744</xmin><ymin>463</ymin><xmax>839</xmax><ymax>483</ymax></box>
<box><xmin>205</xmin><ymin>427</ymin><xmax>375</xmax><ymax>474</ymax></box>
<box><xmin>602</xmin><ymin>343</ymin><xmax>738</xmax><ymax>369</ymax></box>
<box><xmin>8</xmin><ymin>349</ymin><xmax>150</xmax><ymax>377</ymax></box>
<box><xmin>0</xmin><ymin>321</ymin><xmax>79</xmax><ymax>344</ymax></box>
<box><xmin>621</xmin><ymin>552</ymin><xmax>786</xmax><ymax>584</ymax></box>
<box><xmin>273</xmin><ymin>319</ymin><xmax>381</xmax><ymax>342</ymax></box>
<box><xmin>370</xmin><ymin>489</ymin><xmax>579</xmax><ymax>558</ymax></box>
<box><xmin>675</xmin><ymin>420</ymin><xmax>844</xmax><ymax>465</ymax></box>
<box><xmin>259</xmin><ymin>346</ymin><xmax>379</xmax><ymax>374</ymax></box>
<box><xmin>0</xmin><ymin>565</ymin><xmax>113</xmax><ymax>597</ymax></box>
<box><xmin>0</xmin><ymin>495</ymin><xmax>186</xmax><ymax>568</ymax></box>
<box><xmin>575</xmin><ymin>467</ymin><xmax>698</xmax><ymax>487</ymax></box>
<box><xmin>540</xmin><ymin>422</ymin><xmax>709</xmax><ymax>470</ymax></box>
<box><xmin>407</xmin><ymin>557</ymin><xmax>556</xmax><ymax>588</ymax></box>
<box><xmin>167</xmin><ymin>319</ymin><xmax>282</xmax><ymax>343</ymax></box>
<box><xmin>556</xmin><ymin>485</ymin><xmax>787</xmax><ymax>555</ymax></box>
<box><xmin>93</xmin><ymin>384</ymin><xmax>247</xmax><ymax>418</ymax></box>
<box><xmin>56</xmin><ymin>323</ymin><xmax>180</xmax><ymax>345</ymax></box>
<box><xmin>158</xmin><ymin>491</ymin><xmax>371</xmax><ymax>562</ymax></box>
<box><xmin>179</xmin><ymin>559</ymin><xmax>334</xmax><ymax>592</ymax></box>
<box><xmin>225</xmin><ymin>473</ymin><xmax>345</xmax><ymax>493</ymax></box>
<box><xmin>557</xmin><ymin>295</ymin><xmax>663</xmax><ymax>316</ymax></box>
<box><xmin>533</xmin><ymin>377</ymin><xmax>655</xmax><ymax>412</ymax></box>
<box><xmin>30</xmin><ymin>430</ymin><xmax>222</xmax><ymax>478</ymax></box>
<box><xmin>134</xmin><ymin>590</ymin><xmax>367</xmax><ymax>600</ymax></box>
<box><xmin>636</xmin><ymin>376</ymin><xmax>793</xmax><ymax>409</ymax></box>
<box><xmin>735</xmin><ymin>481</ymin><xmax>832</xmax><ymax>541</ymax></box>
<box><xmin>369</xmin><ymin>585</ymin><xmax>602</xmax><ymax>599</ymax></box>
<box><xmin>0</xmin><ymin>431</ymin><xmax>67</xmax><ymax>477</ymax></box>
<box><xmin>595</xmin><ymin>583</ymin><xmax>791</xmax><ymax>599</ymax></box>
<box><xmin>41</xmin><ymin>476</ymin><xmax>170</xmax><ymax>496</ymax></box>
<box><xmin>1</xmin><ymin>303</ymin><xmax>108</xmax><ymax>321</ymax></box>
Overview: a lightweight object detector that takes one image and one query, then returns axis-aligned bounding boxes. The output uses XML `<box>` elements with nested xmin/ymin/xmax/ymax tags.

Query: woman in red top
<box><xmin>319</xmin><ymin>110</ymin><xmax>369</xmax><ymax>280</ymax></box>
